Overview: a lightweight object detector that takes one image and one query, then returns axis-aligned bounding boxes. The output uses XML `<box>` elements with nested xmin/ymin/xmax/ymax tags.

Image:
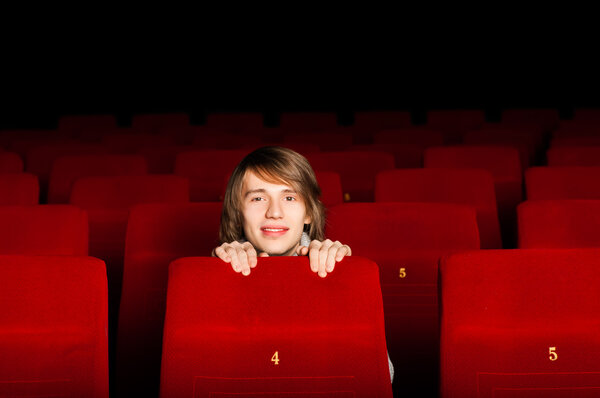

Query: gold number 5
<box><xmin>399</xmin><ymin>267</ymin><xmax>407</xmax><ymax>278</ymax></box>
<box><xmin>549</xmin><ymin>347</ymin><xmax>558</xmax><ymax>361</ymax></box>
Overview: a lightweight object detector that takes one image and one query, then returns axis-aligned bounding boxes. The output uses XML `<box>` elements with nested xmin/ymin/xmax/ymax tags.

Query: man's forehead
<box><xmin>242</xmin><ymin>170</ymin><xmax>295</xmax><ymax>192</ymax></box>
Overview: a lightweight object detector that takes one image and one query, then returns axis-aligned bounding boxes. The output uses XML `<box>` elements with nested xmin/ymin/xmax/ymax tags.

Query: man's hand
<box><xmin>212</xmin><ymin>241</ymin><xmax>268</xmax><ymax>276</ymax></box>
<box><xmin>296</xmin><ymin>239</ymin><xmax>352</xmax><ymax>278</ymax></box>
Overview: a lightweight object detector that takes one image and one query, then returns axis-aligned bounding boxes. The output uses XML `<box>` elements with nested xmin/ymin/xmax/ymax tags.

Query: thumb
<box><xmin>258</xmin><ymin>252</ymin><xmax>269</xmax><ymax>257</ymax></box>
<box><xmin>296</xmin><ymin>245</ymin><xmax>309</xmax><ymax>256</ymax></box>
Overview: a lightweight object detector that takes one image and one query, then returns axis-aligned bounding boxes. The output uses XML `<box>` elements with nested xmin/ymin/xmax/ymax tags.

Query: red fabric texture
<box><xmin>551</xmin><ymin>136</ymin><xmax>600</xmax><ymax>147</ymax></box>
<box><xmin>160</xmin><ymin>256</ymin><xmax>392</xmax><ymax>398</ymax></box>
<box><xmin>116</xmin><ymin>202</ymin><xmax>222</xmax><ymax>397</ymax></box>
<box><xmin>0</xmin><ymin>173</ymin><xmax>39</xmax><ymax>205</ymax></box>
<box><xmin>440</xmin><ymin>249</ymin><xmax>600</xmax><ymax>398</ymax></box>
<box><xmin>314</xmin><ymin>171</ymin><xmax>343</xmax><ymax>207</ymax></box>
<box><xmin>279</xmin><ymin>112</ymin><xmax>339</xmax><ymax>131</ymax></box>
<box><xmin>0</xmin><ymin>152</ymin><xmax>23</xmax><ymax>173</ymax></box>
<box><xmin>174</xmin><ymin>150</ymin><xmax>249</xmax><ymax>201</ymax></box>
<box><xmin>0</xmin><ymin>205</ymin><xmax>88</xmax><ymax>255</ymax></box>
<box><xmin>48</xmin><ymin>154</ymin><xmax>147</xmax><ymax>203</ymax></box>
<box><xmin>547</xmin><ymin>147</ymin><xmax>600</xmax><ymax>166</ymax></box>
<box><xmin>462</xmin><ymin>127</ymin><xmax>540</xmax><ymax>168</ymax></box>
<box><xmin>194</xmin><ymin>132</ymin><xmax>264</xmax><ymax>149</ymax></box>
<box><xmin>131</xmin><ymin>113</ymin><xmax>190</xmax><ymax>133</ymax></box>
<box><xmin>376</xmin><ymin>168</ymin><xmax>502</xmax><ymax>249</ymax></box>
<box><xmin>501</xmin><ymin>108</ymin><xmax>560</xmax><ymax>131</ymax></box>
<box><xmin>347</xmin><ymin>143</ymin><xmax>424</xmax><ymax>168</ymax></box>
<box><xmin>353</xmin><ymin>111</ymin><xmax>412</xmax><ymax>130</ymax></box>
<box><xmin>205</xmin><ymin>112</ymin><xmax>264</xmax><ymax>132</ymax></box>
<box><xmin>136</xmin><ymin>145</ymin><xmax>196</xmax><ymax>173</ymax></box>
<box><xmin>283</xmin><ymin>131</ymin><xmax>353</xmax><ymax>151</ymax></box>
<box><xmin>306</xmin><ymin>151</ymin><xmax>395</xmax><ymax>202</ymax></box>
<box><xmin>427</xmin><ymin>110</ymin><xmax>486</xmax><ymax>143</ymax></box>
<box><xmin>101</xmin><ymin>133</ymin><xmax>175</xmax><ymax>153</ymax></box>
<box><xmin>0</xmin><ymin>255</ymin><xmax>108</xmax><ymax>398</ymax></box>
<box><xmin>374</xmin><ymin>128</ymin><xmax>444</xmax><ymax>147</ymax></box>
<box><xmin>58</xmin><ymin>114</ymin><xmax>117</xmax><ymax>133</ymax></box>
<box><xmin>518</xmin><ymin>200</ymin><xmax>600</xmax><ymax>248</ymax></box>
<box><xmin>526</xmin><ymin>167</ymin><xmax>600</xmax><ymax>200</ymax></box>
<box><xmin>326</xmin><ymin>203</ymin><xmax>480</xmax><ymax>394</ymax></box>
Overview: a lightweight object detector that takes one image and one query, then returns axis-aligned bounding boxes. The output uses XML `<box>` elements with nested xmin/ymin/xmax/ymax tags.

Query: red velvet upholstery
<box><xmin>174</xmin><ymin>150</ymin><xmax>249</xmax><ymax>201</ymax></box>
<box><xmin>374</xmin><ymin>127</ymin><xmax>444</xmax><ymax>147</ymax></box>
<box><xmin>0</xmin><ymin>255</ymin><xmax>108</xmax><ymax>398</ymax></box>
<box><xmin>425</xmin><ymin>145</ymin><xmax>523</xmax><ymax>246</ymax></box>
<box><xmin>0</xmin><ymin>173</ymin><xmax>39</xmax><ymax>205</ymax></box>
<box><xmin>136</xmin><ymin>145</ymin><xmax>196</xmax><ymax>173</ymax></box>
<box><xmin>501</xmin><ymin>108</ymin><xmax>560</xmax><ymax>131</ymax></box>
<box><xmin>347</xmin><ymin>144</ymin><xmax>424</xmax><ymax>168</ymax></box>
<box><xmin>205</xmin><ymin>112</ymin><xmax>264</xmax><ymax>132</ymax></box>
<box><xmin>58</xmin><ymin>114</ymin><xmax>117</xmax><ymax>134</ymax></box>
<box><xmin>116</xmin><ymin>202</ymin><xmax>222</xmax><ymax>397</ymax></box>
<box><xmin>526</xmin><ymin>167</ymin><xmax>600</xmax><ymax>200</ymax></box>
<box><xmin>462</xmin><ymin>127</ymin><xmax>539</xmax><ymax>167</ymax></box>
<box><xmin>0</xmin><ymin>152</ymin><xmax>23</xmax><ymax>173</ymax></box>
<box><xmin>160</xmin><ymin>256</ymin><xmax>392</xmax><ymax>398</ymax></box>
<box><xmin>440</xmin><ymin>249</ymin><xmax>600</xmax><ymax>398</ymax></box>
<box><xmin>376</xmin><ymin>168</ymin><xmax>502</xmax><ymax>248</ymax></box>
<box><xmin>0</xmin><ymin>129</ymin><xmax>60</xmax><ymax>149</ymax></box>
<box><xmin>518</xmin><ymin>200</ymin><xmax>600</xmax><ymax>248</ymax></box>
<box><xmin>101</xmin><ymin>133</ymin><xmax>175</xmax><ymax>152</ymax></box>
<box><xmin>573</xmin><ymin>107</ymin><xmax>600</xmax><ymax>121</ymax></box>
<box><xmin>10</xmin><ymin>138</ymin><xmax>81</xmax><ymax>159</ymax></box>
<box><xmin>131</xmin><ymin>113</ymin><xmax>190</xmax><ymax>133</ymax></box>
<box><xmin>193</xmin><ymin>132</ymin><xmax>264</xmax><ymax>149</ymax></box>
<box><xmin>427</xmin><ymin>109</ymin><xmax>485</xmax><ymax>142</ymax></box>
<box><xmin>283</xmin><ymin>131</ymin><xmax>353</xmax><ymax>151</ymax></box>
<box><xmin>326</xmin><ymin>202</ymin><xmax>480</xmax><ymax>396</ymax></box>
<box><xmin>314</xmin><ymin>171</ymin><xmax>343</xmax><ymax>207</ymax></box>
<box><xmin>547</xmin><ymin>147</ymin><xmax>600</xmax><ymax>166</ymax></box>
<box><xmin>550</xmin><ymin>136</ymin><xmax>600</xmax><ymax>147</ymax></box>
<box><xmin>0</xmin><ymin>205</ymin><xmax>88</xmax><ymax>255</ymax></box>
<box><xmin>306</xmin><ymin>151</ymin><xmax>395</xmax><ymax>202</ymax></box>
<box><xmin>353</xmin><ymin>111</ymin><xmax>412</xmax><ymax>130</ymax></box>
<box><xmin>279</xmin><ymin>112</ymin><xmax>339</xmax><ymax>131</ymax></box>
<box><xmin>48</xmin><ymin>154</ymin><xmax>147</xmax><ymax>203</ymax></box>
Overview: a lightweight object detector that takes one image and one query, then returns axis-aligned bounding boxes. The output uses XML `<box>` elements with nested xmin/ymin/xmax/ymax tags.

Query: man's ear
<box><xmin>304</xmin><ymin>214</ymin><xmax>312</xmax><ymax>225</ymax></box>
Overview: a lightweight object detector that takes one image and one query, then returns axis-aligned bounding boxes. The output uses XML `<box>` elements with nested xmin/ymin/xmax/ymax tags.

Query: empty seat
<box><xmin>0</xmin><ymin>205</ymin><xmax>88</xmax><ymax>255</ymax></box>
<box><xmin>58</xmin><ymin>114</ymin><xmax>117</xmax><ymax>134</ymax></box>
<box><xmin>347</xmin><ymin>143</ymin><xmax>424</xmax><ymax>168</ymax></box>
<box><xmin>205</xmin><ymin>112</ymin><xmax>264</xmax><ymax>132</ymax></box>
<box><xmin>101</xmin><ymin>133</ymin><xmax>175</xmax><ymax>152</ymax></box>
<box><xmin>462</xmin><ymin>127</ymin><xmax>542</xmax><ymax>167</ymax></box>
<box><xmin>174</xmin><ymin>150</ymin><xmax>248</xmax><ymax>201</ymax></box>
<box><xmin>131</xmin><ymin>113</ymin><xmax>190</xmax><ymax>133</ymax></box>
<box><xmin>326</xmin><ymin>202</ymin><xmax>480</xmax><ymax>397</ymax></box>
<box><xmin>519</xmin><ymin>200</ymin><xmax>600</xmax><ymax>248</ymax></box>
<box><xmin>551</xmin><ymin>136</ymin><xmax>600</xmax><ymax>146</ymax></box>
<box><xmin>374</xmin><ymin>127</ymin><xmax>444</xmax><ymax>147</ymax></box>
<box><xmin>48</xmin><ymin>154</ymin><xmax>147</xmax><ymax>203</ymax></box>
<box><xmin>283</xmin><ymin>131</ymin><xmax>354</xmax><ymax>150</ymax></box>
<box><xmin>306</xmin><ymin>151</ymin><xmax>395</xmax><ymax>202</ymax></box>
<box><xmin>116</xmin><ymin>202</ymin><xmax>222</xmax><ymax>398</ymax></box>
<box><xmin>0</xmin><ymin>173</ymin><xmax>39</xmax><ymax>205</ymax></box>
<box><xmin>160</xmin><ymin>256</ymin><xmax>392</xmax><ymax>398</ymax></box>
<box><xmin>427</xmin><ymin>109</ymin><xmax>486</xmax><ymax>142</ymax></box>
<box><xmin>0</xmin><ymin>255</ymin><xmax>108</xmax><ymax>398</ymax></box>
<box><xmin>440</xmin><ymin>249</ymin><xmax>600</xmax><ymax>398</ymax></box>
<box><xmin>376</xmin><ymin>168</ymin><xmax>502</xmax><ymax>248</ymax></box>
<box><xmin>136</xmin><ymin>145</ymin><xmax>195</xmax><ymax>173</ymax></box>
<box><xmin>501</xmin><ymin>108</ymin><xmax>560</xmax><ymax>131</ymax></box>
<box><xmin>425</xmin><ymin>146</ymin><xmax>523</xmax><ymax>247</ymax></box>
<box><xmin>0</xmin><ymin>152</ymin><xmax>23</xmax><ymax>173</ymax></box>
<box><xmin>314</xmin><ymin>171</ymin><xmax>343</xmax><ymax>207</ymax></box>
<box><xmin>526</xmin><ymin>167</ymin><xmax>600</xmax><ymax>200</ymax></box>
<box><xmin>10</xmin><ymin>138</ymin><xmax>81</xmax><ymax>159</ymax></box>
<box><xmin>574</xmin><ymin>107</ymin><xmax>600</xmax><ymax>121</ymax></box>
<box><xmin>353</xmin><ymin>111</ymin><xmax>412</xmax><ymax>130</ymax></box>
<box><xmin>193</xmin><ymin>132</ymin><xmax>264</xmax><ymax>149</ymax></box>
<box><xmin>0</xmin><ymin>129</ymin><xmax>59</xmax><ymax>149</ymax></box>
<box><xmin>279</xmin><ymin>112</ymin><xmax>338</xmax><ymax>131</ymax></box>
<box><xmin>547</xmin><ymin>146</ymin><xmax>600</xmax><ymax>166</ymax></box>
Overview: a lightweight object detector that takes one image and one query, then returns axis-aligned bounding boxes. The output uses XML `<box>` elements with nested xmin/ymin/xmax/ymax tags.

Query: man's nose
<box><xmin>266</xmin><ymin>199</ymin><xmax>283</xmax><ymax>218</ymax></box>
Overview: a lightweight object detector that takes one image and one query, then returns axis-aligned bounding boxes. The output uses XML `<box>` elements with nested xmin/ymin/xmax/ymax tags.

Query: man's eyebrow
<box><xmin>244</xmin><ymin>188</ymin><xmax>297</xmax><ymax>198</ymax></box>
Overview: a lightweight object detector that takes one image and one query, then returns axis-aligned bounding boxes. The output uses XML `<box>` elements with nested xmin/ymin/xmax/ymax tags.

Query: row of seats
<box><xmin>4</xmin><ymin>248</ymin><xmax>599</xmax><ymax>398</ymax></box>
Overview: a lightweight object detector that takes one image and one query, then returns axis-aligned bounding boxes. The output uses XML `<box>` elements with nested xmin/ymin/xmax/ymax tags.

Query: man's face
<box><xmin>241</xmin><ymin>171</ymin><xmax>311</xmax><ymax>256</ymax></box>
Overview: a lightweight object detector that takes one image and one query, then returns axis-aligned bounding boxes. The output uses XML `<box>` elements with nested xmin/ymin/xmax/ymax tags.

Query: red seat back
<box><xmin>131</xmin><ymin>113</ymin><xmax>190</xmax><ymax>133</ymax></box>
<box><xmin>0</xmin><ymin>255</ymin><xmax>108</xmax><ymax>398</ymax></box>
<box><xmin>374</xmin><ymin>128</ymin><xmax>444</xmax><ymax>147</ymax></box>
<box><xmin>101</xmin><ymin>133</ymin><xmax>175</xmax><ymax>152</ymax></box>
<box><xmin>160</xmin><ymin>256</ymin><xmax>392</xmax><ymax>398</ymax></box>
<box><xmin>279</xmin><ymin>112</ymin><xmax>338</xmax><ymax>131</ymax></box>
<box><xmin>58</xmin><ymin>114</ymin><xmax>117</xmax><ymax>134</ymax></box>
<box><xmin>0</xmin><ymin>152</ymin><xmax>23</xmax><ymax>173</ymax></box>
<box><xmin>440</xmin><ymin>249</ymin><xmax>600</xmax><ymax>398</ymax></box>
<box><xmin>314</xmin><ymin>171</ymin><xmax>343</xmax><ymax>207</ymax></box>
<box><xmin>526</xmin><ymin>167</ymin><xmax>600</xmax><ymax>200</ymax></box>
<box><xmin>547</xmin><ymin>146</ymin><xmax>600</xmax><ymax>166</ymax></box>
<box><xmin>0</xmin><ymin>205</ymin><xmax>88</xmax><ymax>255</ymax></box>
<box><xmin>353</xmin><ymin>111</ymin><xmax>412</xmax><ymax>130</ymax></box>
<box><xmin>205</xmin><ymin>112</ymin><xmax>264</xmax><ymax>132</ymax></box>
<box><xmin>0</xmin><ymin>173</ymin><xmax>39</xmax><ymax>205</ymax></box>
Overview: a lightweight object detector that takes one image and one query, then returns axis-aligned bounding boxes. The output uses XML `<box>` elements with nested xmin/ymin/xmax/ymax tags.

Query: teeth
<box><xmin>264</xmin><ymin>228</ymin><xmax>284</xmax><ymax>232</ymax></box>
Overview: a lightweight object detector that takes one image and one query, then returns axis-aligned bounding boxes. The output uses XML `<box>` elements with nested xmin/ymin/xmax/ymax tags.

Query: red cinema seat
<box><xmin>58</xmin><ymin>114</ymin><xmax>117</xmax><ymax>134</ymax></box>
<box><xmin>10</xmin><ymin>138</ymin><xmax>81</xmax><ymax>159</ymax></box>
<box><xmin>574</xmin><ymin>107</ymin><xmax>600</xmax><ymax>121</ymax></box>
<box><xmin>131</xmin><ymin>113</ymin><xmax>190</xmax><ymax>133</ymax></box>
<box><xmin>48</xmin><ymin>154</ymin><xmax>147</xmax><ymax>203</ymax></box>
<box><xmin>283</xmin><ymin>131</ymin><xmax>354</xmax><ymax>151</ymax></box>
<box><xmin>314</xmin><ymin>171</ymin><xmax>343</xmax><ymax>207</ymax></box>
<box><xmin>0</xmin><ymin>205</ymin><xmax>88</xmax><ymax>255</ymax></box>
<box><xmin>347</xmin><ymin>144</ymin><xmax>424</xmax><ymax>168</ymax></box>
<box><xmin>101</xmin><ymin>133</ymin><xmax>175</xmax><ymax>152</ymax></box>
<box><xmin>0</xmin><ymin>129</ymin><xmax>58</xmax><ymax>149</ymax></box>
<box><xmin>306</xmin><ymin>151</ymin><xmax>395</xmax><ymax>202</ymax></box>
<box><xmin>0</xmin><ymin>173</ymin><xmax>39</xmax><ymax>205</ymax></box>
<box><xmin>0</xmin><ymin>255</ymin><xmax>108</xmax><ymax>398</ymax></box>
<box><xmin>462</xmin><ymin>127</ymin><xmax>541</xmax><ymax>168</ymax></box>
<box><xmin>440</xmin><ymin>249</ymin><xmax>600</xmax><ymax>398</ymax></box>
<box><xmin>279</xmin><ymin>112</ymin><xmax>339</xmax><ymax>131</ymax></box>
<box><xmin>551</xmin><ymin>136</ymin><xmax>600</xmax><ymax>147</ymax></box>
<box><xmin>160</xmin><ymin>256</ymin><xmax>392</xmax><ymax>398</ymax></box>
<box><xmin>374</xmin><ymin>127</ymin><xmax>444</xmax><ymax>147</ymax></box>
<box><xmin>501</xmin><ymin>108</ymin><xmax>560</xmax><ymax>131</ymax></box>
<box><xmin>326</xmin><ymin>202</ymin><xmax>480</xmax><ymax>397</ymax></box>
<box><xmin>376</xmin><ymin>168</ymin><xmax>502</xmax><ymax>248</ymax></box>
<box><xmin>526</xmin><ymin>167</ymin><xmax>600</xmax><ymax>200</ymax></box>
<box><xmin>205</xmin><ymin>112</ymin><xmax>264</xmax><ymax>132</ymax></box>
<box><xmin>193</xmin><ymin>132</ymin><xmax>264</xmax><ymax>149</ymax></box>
<box><xmin>427</xmin><ymin>109</ymin><xmax>486</xmax><ymax>142</ymax></box>
<box><xmin>353</xmin><ymin>111</ymin><xmax>412</xmax><ymax>130</ymax></box>
<box><xmin>547</xmin><ymin>146</ymin><xmax>600</xmax><ymax>166</ymax></box>
<box><xmin>518</xmin><ymin>200</ymin><xmax>600</xmax><ymax>248</ymax></box>
<box><xmin>0</xmin><ymin>152</ymin><xmax>23</xmax><ymax>173</ymax></box>
<box><xmin>69</xmin><ymin>175</ymin><xmax>190</xmax><ymax>334</ymax></box>
<box><xmin>136</xmin><ymin>145</ymin><xmax>195</xmax><ymax>173</ymax></box>
<box><xmin>174</xmin><ymin>150</ymin><xmax>249</xmax><ymax>201</ymax></box>
<box><xmin>116</xmin><ymin>202</ymin><xmax>222</xmax><ymax>398</ymax></box>
<box><xmin>425</xmin><ymin>146</ymin><xmax>523</xmax><ymax>247</ymax></box>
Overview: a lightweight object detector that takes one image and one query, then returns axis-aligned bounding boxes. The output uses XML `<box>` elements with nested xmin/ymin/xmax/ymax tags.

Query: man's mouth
<box><xmin>261</xmin><ymin>226</ymin><xmax>289</xmax><ymax>236</ymax></box>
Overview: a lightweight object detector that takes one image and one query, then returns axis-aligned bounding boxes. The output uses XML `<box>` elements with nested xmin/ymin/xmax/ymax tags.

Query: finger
<box><xmin>318</xmin><ymin>240</ymin><xmax>333</xmax><ymax>278</ymax></box>
<box><xmin>214</xmin><ymin>246</ymin><xmax>231</xmax><ymax>262</ymax></box>
<box><xmin>236</xmin><ymin>247</ymin><xmax>251</xmax><ymax>276</ymax></box>
<box><xmin>296</xmin><ymin>245</ymin><xmax>309</xmax><ymax>256</ymax></box>
<box><xmin>326</xmin><ymin>242</ymin><xmax>341</xmax><ymax>272</ymax></box>
<box><xmin>226</xmin><ymin>247</ymin><xmax>241</xmax><ymax>273</ymax></box>
<box><xmin>335</xmin><ymin>244</ymin><xmax>352</xmax><ymax>262</ymax></box>
<box><xmin>244</xmin><ymin>243</ymin><xmax>258</xmax><ymax>268</ymax></box>
<box><xmin>308</xmin><ymin>240</ymin><xmax>322</xmax><ymax>273</ymax></box>
<box><xmin>258</xmin><ymin>252</ymin><xmax>269</xmax><ymax>257</ymax></box>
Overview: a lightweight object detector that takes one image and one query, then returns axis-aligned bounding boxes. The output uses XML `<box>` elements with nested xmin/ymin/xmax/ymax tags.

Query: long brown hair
<box><xmin>220</xmin><ymin>146</ymin><xmax>325</xmax><ymax>243</ymax></box>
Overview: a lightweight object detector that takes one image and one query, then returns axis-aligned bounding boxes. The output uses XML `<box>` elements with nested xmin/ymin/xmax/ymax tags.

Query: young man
<box><xmin>213</xmin><ymin>146</ymin><xmax>352</xmax><ymax>277</ymax></box>
<box><xmin>212</xmin><ymin>146</ymin><xmax>394</xmax><ymax>383</ymax></box>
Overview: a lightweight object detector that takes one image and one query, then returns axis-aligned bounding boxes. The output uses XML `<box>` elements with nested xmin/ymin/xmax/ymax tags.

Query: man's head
<box><xmin>220</xmin><ymin>146</ymin><xmax>325</xmax><ymax>255</ymax></box>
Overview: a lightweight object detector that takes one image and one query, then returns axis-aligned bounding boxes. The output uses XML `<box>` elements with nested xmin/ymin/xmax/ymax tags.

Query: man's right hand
<box><xmin>212</xmin><ymin>241</ymin><xmax>268</xmax><ymax>276</ymax></box>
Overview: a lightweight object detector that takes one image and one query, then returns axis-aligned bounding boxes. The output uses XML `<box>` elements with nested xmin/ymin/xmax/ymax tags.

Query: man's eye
<box><xmin>252</xmin><ymin>197</ymin><xmax>265</xmax><ymax>201</ymax></box>
<box><xmin>284</xmin><ymin>196</ymin><xmax>296</xmax><ymax>201</ymax></box>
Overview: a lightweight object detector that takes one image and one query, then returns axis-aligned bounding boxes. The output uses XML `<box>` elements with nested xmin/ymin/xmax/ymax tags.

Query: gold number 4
<box><xmin>399</xmin><ymin>267</ymin><xmax>407</xmax><ymax>278</ymax></box>
<box><xmin>549</xmin><ymin>347</ymin><xmax>558</xmax><ymax>361</ymax></box>
<box><xmin>271</xmin><ymin>351</ymin><xmax>280</xmax><ymax>365</ymax></box>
